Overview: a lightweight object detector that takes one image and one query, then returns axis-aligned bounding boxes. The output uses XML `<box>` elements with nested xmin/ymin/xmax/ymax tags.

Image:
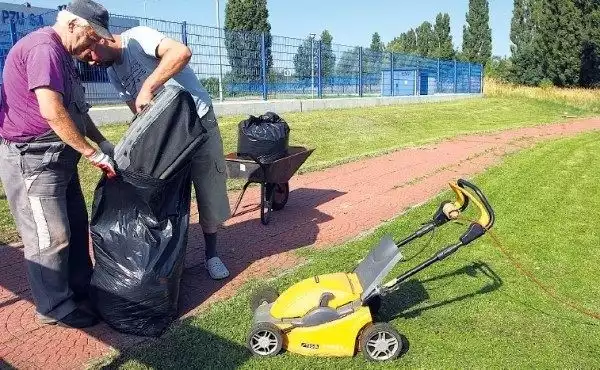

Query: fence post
<box><xmin>181</xmin><ymin>21</ymin><xmax>188</xmax><ymax>46</ymax></box>
<box><xmin>10</xmin><ymin>21</ymin><xmax>18</xmax><ymax>46</ymax></box>
<box><xmin>217</xmin><ymin>28</ymin><xmax>224</xmax><ymax>102</ymax></box>
<box><xmin>480</xmin><ymin>63</ymin><xmax>484</xmax><ymax>93</ymax></box>
<box><xmin>454</xmin><ymin>59</ymin><xmax>458</xmax><ymax>94</ymax></box>
<box><xmin>390</xmin><ymin>52</ymin><xmax>394</xmax><ymax>96</ymax></box>
<box><xmin>317</xmin><ymin>40</ymin><xmax>322</xmax><ymax>98</ymax></box>
<box><xmin>468</xmin><ymin>63</ymin><xmax>472</xmax><ymax>93</ymax></box>
<box><xmin>358</xmin><ymin>47</ymin><xmax>363</xmax><ymax>97</ymax></box>
<box><xmin>437</xmin><ymin>58</ymin><xmax>440</xmax><ymax>94</ymax></box>
<box><xmin>261</xmin><ymin>33</ymin><xmax>267</xmax><ymax>100</ymax></box>
<box><xmin>415</xmin><ymin>59</ymin><xmax>420</xmax><ymax>96</ymax></box>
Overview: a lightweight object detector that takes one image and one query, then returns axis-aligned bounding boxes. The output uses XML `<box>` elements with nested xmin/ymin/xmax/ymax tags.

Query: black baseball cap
<box><xmin>66</xmin><ymin>0</ymin><xmax>114</xmax><ymax>41</ymax></box>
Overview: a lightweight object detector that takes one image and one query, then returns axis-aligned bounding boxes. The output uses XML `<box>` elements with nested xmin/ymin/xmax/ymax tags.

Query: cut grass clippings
<box><xmin>93</xmin><ymin>130</ymin><xmax>600</xmax><ymax>369</ymax></box>
<box><xmin>0</xmin><ymin>93</ymin><xmax>593</xmax><ymax>244</ymax></box>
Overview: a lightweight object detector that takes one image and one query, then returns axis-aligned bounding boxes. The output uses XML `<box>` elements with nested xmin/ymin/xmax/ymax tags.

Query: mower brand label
<box><xmin>301</xmin><ymin>343</ymin><xmax>319</xmax><ymax>350</ymax></box>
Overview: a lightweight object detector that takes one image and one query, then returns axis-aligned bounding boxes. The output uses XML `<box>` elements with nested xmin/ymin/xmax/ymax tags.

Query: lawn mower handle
<box><xmin>457</xmin><ymin>179</ymin><xmax>495</xmax><ymax>230</ymax></box>
<box><xmin>375</xmin><ymin>179</ymin><xmax>495</xmax><ymax>298</ymax></box>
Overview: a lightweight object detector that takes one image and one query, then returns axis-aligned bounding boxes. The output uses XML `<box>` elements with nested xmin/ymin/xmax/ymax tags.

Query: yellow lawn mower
<box><xmin>247</xmin><ymin>179</ymin><xmax>495</xmax><ymax>361</ymax></box>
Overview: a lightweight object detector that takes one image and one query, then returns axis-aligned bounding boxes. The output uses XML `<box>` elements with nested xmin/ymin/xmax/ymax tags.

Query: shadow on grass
<box><xmin>98</xmin><ymin>318</ymin><xmax>251</xmax><ymax>369</ymax></box>
<box><xmin>376</xmin><ymin>261</ymin><xmax>503</xmax><ymax>322</ymax></box>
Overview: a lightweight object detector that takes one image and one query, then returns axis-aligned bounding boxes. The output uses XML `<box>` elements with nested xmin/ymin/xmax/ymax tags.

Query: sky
<box><xmin>5</xmin><ymin>0</ymin><xmax>514</xmax><ymax>57</ymax></box>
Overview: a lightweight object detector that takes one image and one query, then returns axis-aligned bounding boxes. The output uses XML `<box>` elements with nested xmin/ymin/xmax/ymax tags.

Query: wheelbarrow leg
<box><xmin>232</xmin><ymin>181</ymin><xmax>252</xmax><ymax>217</ymax></box>
<box><xmin>260</xmin><ymin>182</ymin><xmax>274</xmax><ymax>225</ymax></box>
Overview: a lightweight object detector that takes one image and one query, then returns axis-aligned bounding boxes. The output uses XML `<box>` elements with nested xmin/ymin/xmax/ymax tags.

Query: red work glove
<box><xmin>87</xmin><ymin>150</ymin><xmax>117</xmax><ymax>179</ymax></box>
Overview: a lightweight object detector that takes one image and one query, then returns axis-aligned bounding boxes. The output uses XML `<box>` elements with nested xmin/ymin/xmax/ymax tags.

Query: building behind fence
<box><xmin>0</xmin><ymin>3</ymin><xmax>483</xmax><ymax>105</ymax></box>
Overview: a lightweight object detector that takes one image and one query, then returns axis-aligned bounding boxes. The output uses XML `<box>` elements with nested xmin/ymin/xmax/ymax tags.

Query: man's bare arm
<box><xmin>143</xmin><ymin>38</ymin><xmax>191</xmax><ymax>93</ymax></box>
<box><xmin>35</xmin><ymin>88</ymin><xmax>96</xmax><ymax>157</ymax></box>
<box><xmin>135</xmin><ymin>38</ymin><xmax>192</xmax><ymax>112</ymax></box>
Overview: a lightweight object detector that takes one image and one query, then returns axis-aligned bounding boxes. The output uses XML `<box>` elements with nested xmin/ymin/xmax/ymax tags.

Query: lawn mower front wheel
<box><xmin>247</xmin><ymin>322</ymin><xmax>284</xmax><ymax>357</ymax></box>
<box><xmin>359</xmin><ymin>322</ymin><xmax>403</xmax><ymax>362</ymax></box>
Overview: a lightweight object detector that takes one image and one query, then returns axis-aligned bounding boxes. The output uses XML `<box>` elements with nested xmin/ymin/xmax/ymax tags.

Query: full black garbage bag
<box><xmin>89</xmin><ymin>86</ymin><xmax>206</xmax><ymax>337</ymax></box>
<box><xmin>89</xmin><ymin>166</ymin><xmax>192</xmax><ymax>337</ymax></box>
<box><xmin>237</xmin><ymin>111</ymin><xmax>290</xmax><ymax>163</ymax></box>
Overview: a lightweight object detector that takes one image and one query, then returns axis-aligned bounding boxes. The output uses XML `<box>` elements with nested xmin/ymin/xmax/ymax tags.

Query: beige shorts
<box><xmin>191</xmin><ymin>108</ymin><xmax>231</xmax><ymax>229</ymax></box>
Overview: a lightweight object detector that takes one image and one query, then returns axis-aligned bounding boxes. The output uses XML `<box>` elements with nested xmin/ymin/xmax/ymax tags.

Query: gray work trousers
<box><xmin>0</xmin><ymin>136</ymin><xmax>92</xmax><ymax>322</ymax></box>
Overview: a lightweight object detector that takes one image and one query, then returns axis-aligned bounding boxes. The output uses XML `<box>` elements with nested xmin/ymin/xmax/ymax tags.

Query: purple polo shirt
<box><xmin>0</xmin><ymin>27</ymin><xmax>75</xmax><ymax>142</ymax></box>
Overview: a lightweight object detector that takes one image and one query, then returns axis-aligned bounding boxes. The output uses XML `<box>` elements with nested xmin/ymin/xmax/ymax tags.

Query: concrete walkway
<box><xmin>1</xmin><ymin>118</ymin><xmax>599</xmax><ymax>369</ymax></box>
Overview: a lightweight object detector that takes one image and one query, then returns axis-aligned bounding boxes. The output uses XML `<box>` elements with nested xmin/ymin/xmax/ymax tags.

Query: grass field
<box><xmin>0</xmin><ymin>88</ymin><xmax>593</xmax><ymax>244</ymax></box>
<box><xmin>92</xmin><ymin>130</ymin><xmax>600</xmax><ymax>369</ymax></box>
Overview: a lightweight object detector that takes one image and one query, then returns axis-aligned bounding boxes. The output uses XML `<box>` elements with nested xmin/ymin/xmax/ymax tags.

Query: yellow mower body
<box><xmin>271</xmin><ymin>272</ymin><xmax>362</xmax><ymax>317</ymax></box>
<box><xmin>269</xmin><ymin>272</ymin><xmax>371</xmax><ymax>357</ymax></box>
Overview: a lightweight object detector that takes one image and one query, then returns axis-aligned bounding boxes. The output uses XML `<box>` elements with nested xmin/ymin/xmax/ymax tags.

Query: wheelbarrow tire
<box><xmin>267</xmin><ymin>183</ymin><xmax>289</xmax><ymax>211</ymax></box>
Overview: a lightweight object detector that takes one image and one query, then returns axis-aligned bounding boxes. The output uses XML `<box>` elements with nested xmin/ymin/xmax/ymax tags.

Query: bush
<box><xmin>539</xmin><ymin>78</ymin><xmax>554</xmax><ymax>89</ymax></box>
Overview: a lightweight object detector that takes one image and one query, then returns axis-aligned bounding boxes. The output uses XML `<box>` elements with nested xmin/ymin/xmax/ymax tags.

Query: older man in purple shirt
<box><xmin>0</xmin><ymin>0</ymin><xmax>116</xmax><ymax>328</ymax></box>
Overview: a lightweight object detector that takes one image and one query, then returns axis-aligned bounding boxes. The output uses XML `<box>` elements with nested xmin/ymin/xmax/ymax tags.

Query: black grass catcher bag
<box><xmin>237</xmin><ymin>111</ymin><xmax>290</xmax><ymax>163</ymax></box>
<box><xmin>90</xmin><ymin>86</ymin><xmax>205</xmax><ymax>337</ymax></box>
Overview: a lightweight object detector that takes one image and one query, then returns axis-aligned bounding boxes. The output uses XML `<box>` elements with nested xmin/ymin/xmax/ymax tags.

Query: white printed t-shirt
<box><xmin>106</xmin><ymin>26</ymin><xmax>212</xmax><ymax>117</ymax></box>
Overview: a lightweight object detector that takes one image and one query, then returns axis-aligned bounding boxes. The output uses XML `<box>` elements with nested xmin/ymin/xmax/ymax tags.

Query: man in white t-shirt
<box><xmin>81</xmin><ymin>26</ymin><xmax>231</xmax><ymax>280</ymax></box>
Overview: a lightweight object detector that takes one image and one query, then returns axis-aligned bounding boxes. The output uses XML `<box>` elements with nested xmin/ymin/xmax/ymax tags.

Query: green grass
<box><xmin>0</xmin><ymin>95</ymin><xmax>592</xmax><ymax>244</ymax></box>
<box><xmin>91</xmin><ymin>131</ymin><xmax>600</xmax><ymax>369</ymax></box>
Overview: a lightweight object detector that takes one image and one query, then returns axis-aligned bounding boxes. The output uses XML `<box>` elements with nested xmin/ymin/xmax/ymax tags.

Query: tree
<box><xmin>416</xmin><ymin>21</ymin><xmax>435</xmax><ymax>57</ymax></box>
<box><xmin>387</xmin><ymin>29</ymin><xmax>417</xmax><ymax>54</ymax></box>
<box><xmin>365</xmin><ymin>32</ymin><xmax>384</xmax><ymax>75</ymax></box>
<box><xmin>293</xmin><ymin>30</ymin><xmax>335</xmax><ymax>80</ymax></box>
<box><xmin>577</xmin><ymin>0</ymin><xmax>600</xmax><ymax>87</ymax></box>
<box><xmin>434</xmin><ymin>13</ymin><xmax>455</xmax><ymax>59</ymax></box>
<box><xmin>320</xmin><ymin>30</ymin><xmax>336</xmax><ymax>78</ymax></box>
<box><xmin>335</xmin><ymin>47</ymin><xmax>361</xmax><ymax>76</ymax></box>
<box><xmin>224</xmin><ymin>0</ymin><xmax>272</xmax><ymax>80</ymax></box>
<box><xmin>462</xmin><ymin>0</ymin><xmax>492</xmax><ymax>66</ymax></box>
<box><xmin>534</xmin><ymin>0</ymin><xmax>583</xmax><ymax>86</ymax></box>
<box><xmin>293</xmin><ymin>36</ymin><xmax>315</xmax><ymax>79</ymax></box>
<box><xmin>508</xmin><ymin>0</ymin><xmax>545</xmax><ymax>85</ymax></box>
<box><xmin>485</xmin><ymin>55</ymin><xmax>512</xmax><ymax>80</ymax></box>
<box><xmin>370</xmin><ymin>32</ymin><xmax>384</xmax><ymax>52</ymax></box>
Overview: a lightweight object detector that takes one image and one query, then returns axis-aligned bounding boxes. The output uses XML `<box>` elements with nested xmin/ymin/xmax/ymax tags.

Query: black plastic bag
<box><xmin>113</xmin><ymin>85</ymin><xmax>204</xmax><ymax>179</ymax></box>
<box><xmin>237</xmin><ymin>111</ymin><xmax>290</xmax><ymax>163</ymax></box>
<box><xmin>89</xmin><ymin>166</ymin><xmax>192</xmax><ymax>337</ymax></box>
<box><xmin>89</xmin><ymin>86</ymin><xmax>205</xmax><ymax>337</ymax></box>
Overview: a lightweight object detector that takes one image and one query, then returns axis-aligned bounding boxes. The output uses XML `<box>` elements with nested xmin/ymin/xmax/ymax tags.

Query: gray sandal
<box><xmin>206</xmin><ymin>257</ymin><xmax>230</xmax><ymax>280</ymax></box>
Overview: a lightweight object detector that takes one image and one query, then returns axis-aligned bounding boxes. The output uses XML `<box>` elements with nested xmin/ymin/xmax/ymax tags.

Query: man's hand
<box><xmin>86</xmin><ymin>151</ymin><xmax>117</xmax><ymax>179</ymax></box>
<box><xmin>135</xmin><ymin>88</ymin><xmax>154</xmax><ymax>113</ymax></box>
<box><xmin>99</xmin><ymin>140</ymin><xmax>115</xmax><ymax>158</ymax></box>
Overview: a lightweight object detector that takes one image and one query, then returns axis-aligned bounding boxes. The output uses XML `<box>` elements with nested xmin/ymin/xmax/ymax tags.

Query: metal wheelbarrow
<box><xmin>225</xmin><ymin>146</ymin><xmax>315</xmax><ymax>225</ymax></box>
